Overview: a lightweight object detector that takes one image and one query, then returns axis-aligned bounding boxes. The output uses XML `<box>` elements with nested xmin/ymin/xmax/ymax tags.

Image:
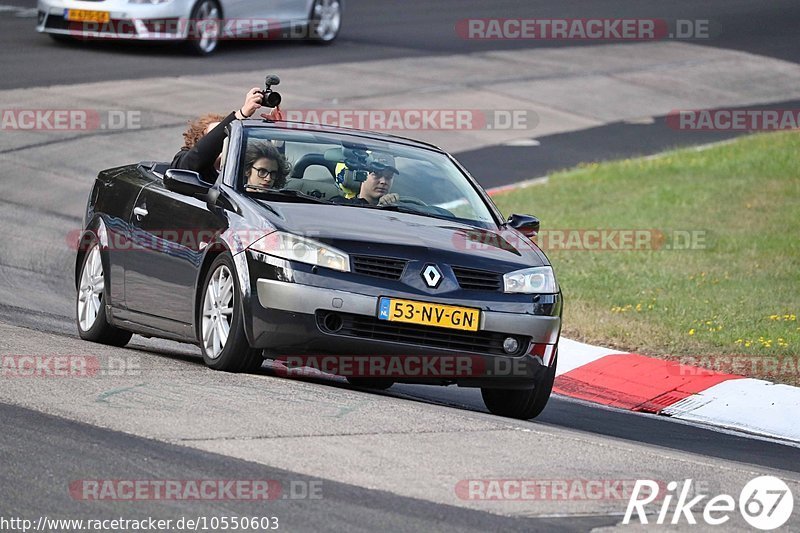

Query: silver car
<box><xmin>36</xmin><ymin>0</ymin><xmax>342</xmax><ymax>55</ymax></box>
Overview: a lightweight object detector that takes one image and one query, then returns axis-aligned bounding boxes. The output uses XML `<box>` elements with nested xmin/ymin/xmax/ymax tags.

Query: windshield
<box><xmin>239</xmin><ymin>127</ymin><xmax>498</xmax><ymax>229</ymax></box>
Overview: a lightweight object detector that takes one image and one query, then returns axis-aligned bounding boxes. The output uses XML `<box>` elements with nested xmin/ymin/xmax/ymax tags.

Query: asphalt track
<box><xmin>1</xmin><ymin>0</ymin><xmax>799</xmax><ymax>90</ymax></box>
<box><xmin>1</xmin><ymin>1</ymin><xmax>800</xmax><ymax>531</ymax></box>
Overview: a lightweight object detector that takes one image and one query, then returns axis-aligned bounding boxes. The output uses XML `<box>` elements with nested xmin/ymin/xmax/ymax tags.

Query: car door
<box><xmin>275</xmin><ymin>0</ymin><xmax>310</xmax><ymax>22</ymax></box>
<box><xmin>222</xmin><ymin>0</ymin><xmax>283</xmax><ymax>26</ymax></box>
<box><xmin>124</xmin><ymin>179</ymin><xmax>227</xmax><ymax>331</ymax></box>
<box><xmin>92</xmin><ymin>166</ymin><xmax>158</xmax><ymax>310</ymax></box>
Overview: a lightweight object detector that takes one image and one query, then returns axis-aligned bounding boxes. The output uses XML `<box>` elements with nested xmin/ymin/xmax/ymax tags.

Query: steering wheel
<box><xmin>398</xmin><ymin>196</ymin><xmax>428</xmax><ymax>206</ymax></box>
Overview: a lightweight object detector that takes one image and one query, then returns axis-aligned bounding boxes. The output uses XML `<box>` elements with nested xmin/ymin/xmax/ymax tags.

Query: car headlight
<box><xmin>503</xmin><ymin>266</ymin><xmax>558</xmax><ymax>294</ymax></box>
<box><xmin>248</xmin><ymin>231</ymin><xmax>350</xmax><ymax>272</ymax></box>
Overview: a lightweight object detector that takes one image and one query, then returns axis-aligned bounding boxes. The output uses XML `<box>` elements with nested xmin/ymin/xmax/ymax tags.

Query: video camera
<box><xmin>259</xmin><ymin>74</ymin><xmax>282</xmax><ymax>108</ymax></box>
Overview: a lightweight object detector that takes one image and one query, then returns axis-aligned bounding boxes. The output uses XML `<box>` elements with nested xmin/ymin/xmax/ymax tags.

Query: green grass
<box><xmin>491</xmin><ymin>131</ymin><xmax>800</xmax><ymax>384</ymax></box>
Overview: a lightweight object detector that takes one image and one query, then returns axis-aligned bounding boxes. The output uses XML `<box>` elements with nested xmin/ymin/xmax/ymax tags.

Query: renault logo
<box><xmin>421</xmin><ymin>264</ymin><xmax>443</xmax><ymax>288</ymax></box>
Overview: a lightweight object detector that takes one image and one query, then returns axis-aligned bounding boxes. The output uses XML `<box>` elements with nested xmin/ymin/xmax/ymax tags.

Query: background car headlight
<box><xmin>503</xmin><ymin>266</ymin><xmax>558</xmax><ymax>294</ymax></box>
<box><xmin>248</xmin><ymin>231</ymin><xmax>350</xmax><ymax>272</ymax></box>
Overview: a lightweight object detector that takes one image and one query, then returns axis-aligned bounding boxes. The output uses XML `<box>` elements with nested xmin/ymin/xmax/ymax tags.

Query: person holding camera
<box><xmin>171</xmin><ymin>87</ymin><xmax>283</xmax><ymax>183</ymax></box>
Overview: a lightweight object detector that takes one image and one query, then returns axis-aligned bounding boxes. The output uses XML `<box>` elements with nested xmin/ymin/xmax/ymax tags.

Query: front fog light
<box><xmin>503</xmin><ymin>337</ymin><xmax>520</xmax><ymax>354</ymax></box>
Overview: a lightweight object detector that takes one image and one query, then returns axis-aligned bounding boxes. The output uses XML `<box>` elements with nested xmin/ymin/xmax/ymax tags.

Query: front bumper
<box><xmin>247</xmin><ymin>271</ymin><xmax>561</xmax><ymax>388</ymax></box>
<box><xmin>37</xmin><ymin>0</ymin><xmax>194</xmax><ymax>39</ymax></box>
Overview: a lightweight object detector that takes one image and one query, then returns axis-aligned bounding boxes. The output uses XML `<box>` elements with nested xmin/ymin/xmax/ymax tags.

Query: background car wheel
<box><xmin>199</xmin><ymin>254</ymin><xmax>263</xmax><ymax>372</ymax></box>
<box><xmin>308</xmin><ymin>0</ymin><xmax>341</xmax><ymax>43</ymax></box>
<box><xmin>481</xmin><ymin>351</ymin><xmax>558</xmax><ymax>420</ymax></box>
<box><xmin>346</xmin><ymin>377</ymin><xmax>394</xmax><ymax>390</ymax></box>
<box><xmin>76</xmin><ymin>242</ymin><xmax>133</xmax><ymax>347</ymax></box>
<box><xmin>186</xmin><ymin>0</ymin><xmax>221</xmax><ymax>56</ymax></box>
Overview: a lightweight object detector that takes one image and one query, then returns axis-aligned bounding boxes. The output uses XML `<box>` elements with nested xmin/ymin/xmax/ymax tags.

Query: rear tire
<box><xmin>199</xmin><ymin>254</ymin><xmax>263</xmax><ymax>372</ymax></box>
<box><xmin>308</xmin><ymin>0</ymin><xmax>341</xmax><ymax>43</ymax></box>
<box><xmin>185</xmin><ymin>0</ymin><xmax>221</xmax><ymax>56</ymax></box>
<box><xmin>481</xmin><ymin>351</ymin><xmax>557</xmax><ymax>420</ymax></box>
<box><xmin>76</xmin><ymin>242</ymin><xmax>133</xmax><ymax>347</ymax></box>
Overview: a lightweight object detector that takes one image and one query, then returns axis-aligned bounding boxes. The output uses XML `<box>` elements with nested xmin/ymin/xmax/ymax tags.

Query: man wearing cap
<box><xmin>358</xmin><ymin>152</ymin><xmax>400</xmax><ymax>206</ymax></box>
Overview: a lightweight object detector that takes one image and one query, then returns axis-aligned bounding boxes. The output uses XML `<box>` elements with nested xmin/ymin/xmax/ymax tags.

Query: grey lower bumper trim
<box><xmin>257</xmin><ymin>279</ymin><xmax>377</xmax><ymax>316</ymax></box>
<box><xmin>256</xmin><ymin>279</ymin><xmax>560</xmax><ymax>343</ymax></box>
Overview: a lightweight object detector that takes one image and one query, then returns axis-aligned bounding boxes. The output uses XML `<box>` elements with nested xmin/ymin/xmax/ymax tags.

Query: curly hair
<box><xmin>181</xmin><ymin>113</ymin><xmax>225</xmax><ymax>150</ymax></box>
<box><xmin>243</xmin><ymin>141</ymin><xmax>291</xmax><ymax>189</ymax></box>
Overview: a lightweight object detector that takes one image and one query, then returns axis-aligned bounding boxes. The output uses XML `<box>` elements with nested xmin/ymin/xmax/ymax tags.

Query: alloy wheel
<box><xmin>77</xmin><ymin>245</ymin><xmax>104</xmax><ymax>332</ymax></box>
<box><xmin>202</xmin><ymin>264</ymin><xmax>235</xmax><ymax>358</ymax></box>
<box><xmin>194</xmin><ymin>0</ymin><xmax>220</xmax><ymax>54</ymax></box>
<box><xmin>312</xmin><ymin>0</ymin><xmax>341</xmax><ymax>41</ymax></box>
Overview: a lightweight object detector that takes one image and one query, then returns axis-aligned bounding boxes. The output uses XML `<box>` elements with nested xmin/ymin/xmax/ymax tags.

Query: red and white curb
<box><xmin>485</xmin><ymin>165</ymin><xmax>798</xmax><ymax>444</ymax></box>
<box><xmin>556</xmin><ymin>338</ymin><xmax>800</xmax><ymax>444</ymax></box>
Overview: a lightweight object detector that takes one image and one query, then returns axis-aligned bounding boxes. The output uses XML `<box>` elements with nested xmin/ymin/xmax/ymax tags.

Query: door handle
<box><xmin>133</xmin><ymin>206</ymin><xmax>148</xmax><ymax>219</ymax></box>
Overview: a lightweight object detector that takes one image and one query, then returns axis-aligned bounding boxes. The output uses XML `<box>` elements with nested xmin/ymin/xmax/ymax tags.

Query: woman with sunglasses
<box><xmin>243</xmin><ymin>140</ymin><xmax>290</xmax><ymax>192</ymax></box>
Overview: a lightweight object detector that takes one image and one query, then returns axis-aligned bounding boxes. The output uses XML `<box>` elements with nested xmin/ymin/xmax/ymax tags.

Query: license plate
<box><xmin>64</xmin><ymin>9</ymin><xmax>110</xmax><ymax>22</ymax></box>
<box><xmin>378</xmin><ymin>297</ymin><xmax>480</xmax><ymax>332</ymax></box>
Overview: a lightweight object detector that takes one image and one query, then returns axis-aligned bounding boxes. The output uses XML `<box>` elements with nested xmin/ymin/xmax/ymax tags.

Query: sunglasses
<box><xmin>253</xmin><ymin>167</ymin><xmax>279</xmax><ymax>179</ymax></box>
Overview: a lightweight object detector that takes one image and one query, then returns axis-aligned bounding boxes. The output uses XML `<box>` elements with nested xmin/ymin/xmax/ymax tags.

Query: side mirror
<box><xmin>507</xmin><ymin>213</ymin><xmax>540</xmax><ymax>237</ymax></box>
<box><xmin>164</xmin><ymin>169</ymin><xmax>212</xmax><ymax>197</ymax></box>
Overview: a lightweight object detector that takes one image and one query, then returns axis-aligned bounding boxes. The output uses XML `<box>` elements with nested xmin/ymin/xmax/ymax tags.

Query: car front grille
<box><xmin>351</xmin><ymin>255</ymin><xmax>408</xmax><ymax>280</ymax></box>
<box><xmin>325</xmin><ymin>312</ymin><xmax>527</xmax><ymax>356</ymax></box>
<box><xmin>44</xmin><ymin>16</ymin><xmax>136</xmax><ymax>33</ymax></box>
<box><xmin>452</xmin><ymin>266</ymin><xmax>503</xmax><ymax>291</ymax></box>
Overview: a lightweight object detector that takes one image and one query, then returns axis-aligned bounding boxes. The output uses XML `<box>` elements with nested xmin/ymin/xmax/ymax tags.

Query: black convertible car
<box><xmin>75</xmin><ymin>119</ymin><xmax>562</xmax><ymax>419</ymax></box>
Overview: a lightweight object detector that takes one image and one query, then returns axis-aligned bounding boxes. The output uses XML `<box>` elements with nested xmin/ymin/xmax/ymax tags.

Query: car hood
<box><xmin>256</xmin><ymin>202</ymin><xmax>548</xmax><ymax>270</ymax></box>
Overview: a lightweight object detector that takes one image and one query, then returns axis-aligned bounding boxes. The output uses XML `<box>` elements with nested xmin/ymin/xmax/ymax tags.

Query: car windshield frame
<box><xmin>233</xmin><ymin>122</ymin><xmax>505</xmax><ymax>230</ymax></box>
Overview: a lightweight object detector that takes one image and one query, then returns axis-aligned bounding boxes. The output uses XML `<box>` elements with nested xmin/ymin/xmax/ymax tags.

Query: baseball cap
<box><xmin>368</xmin><ymin>152</ymin><xmax>398</xmax><ymax>175</ymax></box>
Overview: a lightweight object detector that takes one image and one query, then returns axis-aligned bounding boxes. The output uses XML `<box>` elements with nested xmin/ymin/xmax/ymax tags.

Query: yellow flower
<box><xmin>688</xmin><ymin>329</ymin><xmax>695</xmax><ymax>336</ymax></box>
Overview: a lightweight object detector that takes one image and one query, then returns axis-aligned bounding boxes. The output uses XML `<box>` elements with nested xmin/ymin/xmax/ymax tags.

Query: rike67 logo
<box><xmin>624</xmin><ymin>476</ymin><xmax>794</xmax><ymax>530</ymax></box>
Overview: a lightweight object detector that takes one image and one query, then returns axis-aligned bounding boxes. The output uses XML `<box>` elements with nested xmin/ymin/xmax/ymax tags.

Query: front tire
<box><xmin>308</xmin><ymin>0</ymin><xmax>341</xmax><ymax>43</ymax></box>
<box><xmin>76</xmin><ymin>242</ymin><xmax>132</xmax><ymax>347</ymax></box>
<box><xmin>199</xmin><ymin>254</ymin><xmax>263</xmax><ymax>372</ymax></box>
<box><xmin>481</xmin><ymin>352</ymin><xmax>557</xmax><ymax>420</ymax></box>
